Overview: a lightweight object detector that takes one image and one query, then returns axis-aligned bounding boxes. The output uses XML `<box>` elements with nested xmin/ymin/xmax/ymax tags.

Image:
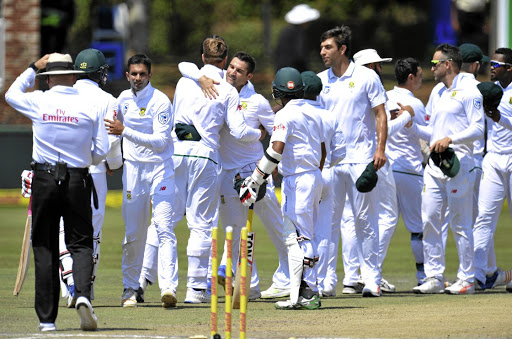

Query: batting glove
<box><xmin>239</xmin><ymin>176</ymin><xmax>260</xmax><ymax>207</ymax></box>
<box><xmin>21</xmin><ymin>170</ymin><xmax>33</xmax><ymax>198</ymax></box>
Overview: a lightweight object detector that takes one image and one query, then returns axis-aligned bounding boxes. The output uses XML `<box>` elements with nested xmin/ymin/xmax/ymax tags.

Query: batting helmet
<box><xmin>74</xmin><ymin>48</ymin><xmax>109</xmax><ymax>87</ymax></box>
<box><xmin>272</xmin><ymin>67</ymin><xmax>304</xmax><ymax>99</ymax></box>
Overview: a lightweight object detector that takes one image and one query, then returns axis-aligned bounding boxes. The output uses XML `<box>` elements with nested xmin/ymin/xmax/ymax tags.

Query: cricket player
<box><xmin>55</xmin><ymin>48</ymin><xmax>122</xmax><ymax>307</ymax></box>
<box><xmin>105</xmin><ymin>54</ymin><xmax>178</xmax><ymax>308</ymax></box>
<box><xmin>172</xmin><ymin>37</ymin><xmax>262</xmax><ymax>304</ymax></box>
<box><xmin>386</xmin><ymin>58</ymin><xmax>428</xmax><ymax>286</ymax></box>
<box><xmin>239</xmin><ymin>67</ymin><xmax>326</xmax><ymax>310</ymax></box>
<box><xmin>473</xmin><ymin>48</ymin><xmax>512</xmax><ymax>292</ymax></box>
<box><xmin>317</xmin><ymin>26</ymin><xmax>388</xmax><ymax>297</ymax></box>
<box><xmin>413</xmin><ymin>43</ymin><xmax>484</xmax><ymax>295</ymax></box>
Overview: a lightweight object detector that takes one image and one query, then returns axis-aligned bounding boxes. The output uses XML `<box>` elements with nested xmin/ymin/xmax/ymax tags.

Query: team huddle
<box><xmin>6</xmin><ymin>24</ymin><xmax>512</xmax><ymax>332</ymax></box>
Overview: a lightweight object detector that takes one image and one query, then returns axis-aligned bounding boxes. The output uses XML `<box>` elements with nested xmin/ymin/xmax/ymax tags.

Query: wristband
<box><xmin>29</xmin><ymin>62</ymin><xmax>38</xmax><ymax>72</ymax></box>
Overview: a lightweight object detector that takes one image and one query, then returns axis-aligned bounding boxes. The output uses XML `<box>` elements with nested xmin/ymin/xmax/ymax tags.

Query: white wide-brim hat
<box><xmin>353</xmin><ymin>49</ymin><xmax>392</xmax><ymax>66</ymax></box>
<box><xmin>285</xmin><ymin>4</ymin><xmax>320</xmax><ymax>25</ymax></box>
<box><xmin>37</xmin><ymin>53</ymin><xmax>85</xmax><ymax>76</ymax></box>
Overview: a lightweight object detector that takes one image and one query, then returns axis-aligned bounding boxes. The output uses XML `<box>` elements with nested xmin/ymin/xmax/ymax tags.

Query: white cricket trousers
<box><xmin>473</xmin><ymin>152</ymin><xmax>512</xmax><ymax>283</ymax></box>
<box><xmin>121</xmin><ymin>160</ymin><xmax>177</xmax><ymax>292</ymax></box>
<box><xmin>172</xmin><ymin>154</ymin><xmax>221</xmax><ymax>289</ymax></box>
<box><xmin>315</xmin><ymin>166</ymin><xmax>334</xmax><ymax>293</ymax></box>
<box><xmin>422</xmin><ymin>156</ymin><xmax>475</xmax><ymax>282</ymax></box>
<box><xmin>332</xmin><ymin>163</ymin><xmax>380</xmax><ymax>289</ymax></box>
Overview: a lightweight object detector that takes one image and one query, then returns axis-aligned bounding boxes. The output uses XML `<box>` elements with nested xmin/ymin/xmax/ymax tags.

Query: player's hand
<box><xmin>398</xmin><ymin>102</ymin><xmax>415</xmax><ymax>117</ymax></box>
<box><xmin>34</xmin><ymin>54</ymin><xmax>50</xmax><ymax>71</ymax></box>
<box><xmin>373</xmin><ymin>149</ymin><xmax>386</xmax><ymax>171</ymax></box>
<box><xmin>239</xmin><ymin>176</ymin><xmax>260</xmax><ymax>207</ymax></box>
<box><xmin>430</xmin><ymin>137</ymin><xmax>452</xmax><ymax>153</ymax></box>
<box><xmin>21</xmin><ymin>170</ymin><xmax>33</xmax><ymax>198</ymax></box>
<box><xmin>485</xmin><ymin>106</ymin><xmax>501</xmax><ymax>122</ymax></box>
<box><xmin>104</xmin><ymin>116</ymin><xmax>124</xmax><ymax>135</ymax></box>
<box><xmin>199</xmin><ymin>75</ymin><xmax>219</xmax><ymax>99</ymax></box>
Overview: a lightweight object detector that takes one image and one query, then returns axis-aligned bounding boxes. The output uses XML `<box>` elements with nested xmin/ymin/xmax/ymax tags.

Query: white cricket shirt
<box><xmin>458</xmin><ymin>72</ymin><xmax>485</xmax><ymax>156</ymax></box>
<box><xmin>317</xmin><ymin>62</ymin><xmax>387</xmax><ymax>164</ymax></box>
<box><xmin>219</xmin><ymin>81</ymin><xmax>275</xmax><ymax>170</ymax></box>
<box><xmin>386</xmin><ymin>86</ymin><xmax>428</xmax><ymax>174</ymax></box>
<box><xmin>74</xmin><ymin>79</ymin><xmax>121</xmax><ymax>173</ymax></box>
<box><xmin>117</xmin><ymin>82</ymin><xmax>173</xmax><ymax>162</ymax></box>
<box><xmin>172</xmin><ymin>64</ymin><xmax>261</xmax><ymax>163</ymax></box>
<box><xmin>270</xmin><ymin>99</ymin><xmax>325</xmax><ymax>177</ymax></box>
<box><xmin>487</xmin><ymin>80</ymin><xmax>512</xmax><ymax>154</ymax></box>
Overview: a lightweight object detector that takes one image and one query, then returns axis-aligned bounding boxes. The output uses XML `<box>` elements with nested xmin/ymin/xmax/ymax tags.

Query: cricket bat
<box><xmin>232</xmin><ymin>204</ymin><xmax>255</xmax><ymax>309</ymax></box>
<box><xmin>13</xmin><ymin>197</ymin><xmax>32</xmax><ymax>296</ymax></box>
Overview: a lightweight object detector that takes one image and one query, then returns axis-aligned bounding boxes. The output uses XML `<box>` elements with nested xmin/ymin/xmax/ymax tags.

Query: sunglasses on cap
<box><xmin>430</xmin><ymin>59</ymin><xmax>452</xmax><ymax>68</ymax></box>
<box><xmin>490</xmin><ymin>60</ymin><xmax>512</xmax><ymax>69</ymax></box>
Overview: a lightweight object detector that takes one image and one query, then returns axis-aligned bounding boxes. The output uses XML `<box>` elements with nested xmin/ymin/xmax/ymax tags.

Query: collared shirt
<box><xmin>458</xmin><ymin>72</ymin><xmax>485</xmax><ymax>156</ymax></box>
<box><xmin>487</xmin><ymin>80</ymin><xmax>512</xmax><ymax>154</ymax></box>
<box><xmin>317</xmin><ymin>62</ymin><xmax>387</xmax><ymax>164</ymax></box>
<box><xmin>271</xmin><ymin>99</ymin><xmax>325</xmax><ymax>177</ymax></box>
<box><xmin>172</xmin><ymin>64</ymin><xmax>261</xmax><ymax>163</ymax></box>
<box><xmin>117</xmin><ymin>82</ymin><xmax>173</xmax><ymax>162</ymax></box>
<box><xmin>5</xmin><ymin>68</ymin><xmax>109</xmax><ymax>168</ymax></box>
<box><xmin>74</xmin><ymin>79</ymin><xmax>121</xmax><ymax>173</ymax></box>
<box><xmin>386</xmin><ymin>86</ymin><xmax>428</xmax><ymax>174</ymax></box>
<box><xmin>219</xmin><ymin>81</ymin><xmax>275</xmax><ymax>170</ymax></box>
<box><xmin>427</xmin><ymin>73</ymin><xmax>484</xmax><ymax>176</ymax></box>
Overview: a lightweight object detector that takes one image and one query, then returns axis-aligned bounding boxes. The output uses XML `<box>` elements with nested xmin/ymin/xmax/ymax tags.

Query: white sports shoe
<box><xmin>380</xmin><ymin>278</ymin><xmax>396</xmax><ymax>293</ymax></box>
<box><xmin>184</xmin><ymin>288</ymin><xmax>211</xmax><ymax>304</ymax></box>
<box><xmin>122</xmin><ymin>287</ymin><xmax>137</xmax><ymax>307</ymax></box>
<box><xmin>342</xmin><ymin>282</ymin><xmax>364</xmax><ymax>294</ymax></box>
<box><xmin>413</xmin><ymin>277</ymin><xmax>445</xmax><ymax>294</ymax></box>
<box><xmin>362</xmin><ymin>285</ymin><xmax>381</xmax><ymax>297</ymax></box>
<box><xmin>488</xmin><ymin>270</ymin><xmax>512</xmax><ymax>289</ymax></box>
<box><xmin>260</xmin><ymin>286</ymin><xmax>290</xmax><ymax>299</ymax></box>
<box><xmin>161</xmin><ymin>290</ymin><xmax>177</xmax><ymax>308</ymax></box>
<box><xmin>38</xmin><ymin>323</ymin><xmax>56</xmax><ymax>332</ymax></box>
<box><xmin>445</xmin><ymin>279</ymin><xmax>475</xmax><ymax>295</ymax></box>
<box><xmin>76</xmin><ymin>296</ymin><xmax>98</xmax><ymax>331</ymax></box>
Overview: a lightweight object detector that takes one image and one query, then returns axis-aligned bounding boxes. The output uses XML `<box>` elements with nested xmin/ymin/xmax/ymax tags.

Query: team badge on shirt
<box><xmin>123</xmin><ymin>103</ymin><xmax>129</xmax><ymax>113</ymax></box>
<box><xmin>158</xmin><ymin>111</ymin><xmax>170</xmax><ymax>124</ymax></box>
<box><xmin>473</xmin><ymin>99</ymin><xmax>482</xmax><ymax>110</ymax></box>
<box><xmin>451</xmin><ymin>91</ymin><xmax>457</xmax><ymax>97</ymax></box>
<box><xmin>509</xmin><ymin>97</ymin><xmax>512</xmax><ymax>104</ymax></box>
<box><xmin>140</xmin><ymin>108</ymin><xmax>146</xmax><ymax>117</ymax></box>
<box><xmin>127</xmin><ymin>191</ymin><xmax>132</xmax><ymax>200</ymax></box>
<box><xmin>241</xmin><ymin>102</ymin><xmax>248</xmax><ymax>110</ymax></box>
<box><xmin>323</xmin><ymin>85</ymin><xmax>330</xmax><ymax>94</ymax></box>
<box><xmin>349</xmin><ymin>81</ymin><xmax>355</xmax><ymax>89</ymax></box>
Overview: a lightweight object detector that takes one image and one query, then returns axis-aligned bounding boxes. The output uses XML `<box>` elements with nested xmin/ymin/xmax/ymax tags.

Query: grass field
<box><xmin>1</xmin><ymin>194</ymin><xmax>512</xmax><ymax>338</ymax></box>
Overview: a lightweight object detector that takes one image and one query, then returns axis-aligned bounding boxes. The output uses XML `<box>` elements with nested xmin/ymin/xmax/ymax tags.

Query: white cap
<box><xmin>353</xmin><ymin>49</ymin><xmax>392</xmax><ymax>66</ymax></box>
<box><xmin>37</xmin><ymin>53</ymin><xmax>85</xmax><ymax>76</ymax></box>
<box><xmin>285</xmin><ymin>4</ymin><xmax>320</xmax><ymax>25</ymax></box>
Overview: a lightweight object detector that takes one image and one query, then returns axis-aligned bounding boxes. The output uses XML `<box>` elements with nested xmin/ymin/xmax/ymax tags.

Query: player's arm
<box><xmin>387</xmin><ymin>103</ymin><xmax>414</xmax><ymax>136</ymax></box>
<box><xmin>103</xmin><ymin>97</ymin><xmax>123</xmax><ymax>170</ymax></box>
<box><xmin>106</xmin><ymin>101</ymin><xmax>173</xmax><ymax>152</ymax></box>
<box><xmin>374</xmin><ymin>103</ymin><xmax>387</xmax><ymax>170</ymax></box>
<box><xmin>320</xmin><ymin>142</ymin><xmax>326</xmax><ymax>171</ymax></box>
<box><xmin>91</xmin><ymin>104</ymin><xmax>110</xmax><ymax>166</ymax></box>
<box><xmin>240</xmin><ymin>141</ymin><xmax>284</xmax><ymax>207</ymax></box>
<box><xmin>178</xmin><ymin>61</ymin><xmax>219</xmax><ymax>99</ymax></box>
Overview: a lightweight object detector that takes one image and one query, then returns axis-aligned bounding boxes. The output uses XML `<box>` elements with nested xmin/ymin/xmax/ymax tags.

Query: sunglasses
<box><xmin>490</xmin><ymin>60</ymin><xmax>512</xmax><ymax>69</ymax></box>
<box><xmin>430</xmin><ymin>59</ymin><xmax>452</xmax><ymax>68</ymax></box>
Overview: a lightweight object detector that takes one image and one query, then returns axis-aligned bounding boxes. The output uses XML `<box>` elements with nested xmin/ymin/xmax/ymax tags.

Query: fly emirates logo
<box><xmin>43</xmin><ymin>109</ymin><xmax>79</xmax><ymax>123</ymax></box>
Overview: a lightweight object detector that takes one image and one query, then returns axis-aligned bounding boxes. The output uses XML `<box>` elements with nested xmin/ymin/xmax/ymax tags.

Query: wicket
<box><xmin>210</xmin><ymin>226</ymin><xmax>248</xmax><ymax>339</ymax></box>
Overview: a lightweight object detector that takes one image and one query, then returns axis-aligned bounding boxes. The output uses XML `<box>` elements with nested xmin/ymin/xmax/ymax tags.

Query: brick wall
<box><xmin>0</xmin><ymin>0</ymin><xmax>40</xmax><ymax>124</ymax></box>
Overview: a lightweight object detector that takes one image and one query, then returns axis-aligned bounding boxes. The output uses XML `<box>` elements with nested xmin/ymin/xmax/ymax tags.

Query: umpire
<box><xmin>5</xmin><ymin>53</ymin><xmax>109</xmax><ymax>331</ymax></box>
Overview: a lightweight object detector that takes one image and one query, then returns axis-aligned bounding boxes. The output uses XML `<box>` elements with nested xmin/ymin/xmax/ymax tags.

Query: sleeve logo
<box><xmin>473</xmin><ymin>99</ymin><xmax>482</xmax><ymax>110</ymax></box>
<box><xmin>158</xmin><ymin>111</ymin><xmax>170</xmax><ymax>124</ymax></box>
